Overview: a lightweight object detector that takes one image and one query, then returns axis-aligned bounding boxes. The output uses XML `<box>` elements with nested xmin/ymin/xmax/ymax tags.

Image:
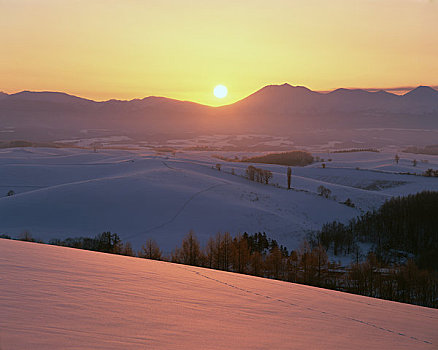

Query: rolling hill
<box><xmin>1</xmin><ymin>147</ymin><xmax>437</xmax><ymax>253</ymax></box>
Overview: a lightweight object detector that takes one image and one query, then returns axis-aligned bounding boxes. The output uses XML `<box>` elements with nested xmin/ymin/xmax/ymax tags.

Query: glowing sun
<box><xmin>214</xmin><ymin>85</ymin><xmax>228</xmax><ymax>99</ymax></box>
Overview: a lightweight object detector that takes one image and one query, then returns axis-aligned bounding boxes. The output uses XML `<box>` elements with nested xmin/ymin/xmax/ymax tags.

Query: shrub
<box><xmin>344</xmin><ymin>198</ymin><xmax>355</xmax><ymax>207</ymax></box>
<box><xmin>317</xmin><ymin>185</ymin><xmax>331</xmax><ymax>198</ymax></box>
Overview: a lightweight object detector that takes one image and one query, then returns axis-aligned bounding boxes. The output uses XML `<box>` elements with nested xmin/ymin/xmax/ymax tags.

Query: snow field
<box><xmin>1</xmin><ymin>239</ymin><xmax>437</xmax><ymax>349</ymax></box>
<box><xmin>0</xmin><ymin>147</ymin><xmax>437</xmax><ymax>253</ymax></box>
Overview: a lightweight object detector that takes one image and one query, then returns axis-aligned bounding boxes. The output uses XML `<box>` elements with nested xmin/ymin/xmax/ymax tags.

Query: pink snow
<box><xmin>0</xmin><ymin>239</ymin><xmax>437</xmax><ymax>349</ymax></box>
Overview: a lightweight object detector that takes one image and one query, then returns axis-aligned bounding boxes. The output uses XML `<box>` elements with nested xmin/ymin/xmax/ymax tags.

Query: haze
<box><xmin>1</xmin><ymin>0</ymin><xmax>437</xmax><ymax>106</ymax></box>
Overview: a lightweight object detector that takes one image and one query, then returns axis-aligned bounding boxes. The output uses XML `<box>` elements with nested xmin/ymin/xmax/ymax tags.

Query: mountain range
<box><xmin>1</xmin><ymin>84</ymin><xmax>437</xmax><ymax>142</ymax></box>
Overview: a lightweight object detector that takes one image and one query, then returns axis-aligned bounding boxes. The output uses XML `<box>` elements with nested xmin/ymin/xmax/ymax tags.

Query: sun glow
<box><xmin>1</xmin><ymin>1</ymin><xmax>437</xmax><ymax>106</ymax></box>
<box><xmin>214</xmin><ymin>85</ymin><xmax>228</xmax><ymax>99</ymax></box>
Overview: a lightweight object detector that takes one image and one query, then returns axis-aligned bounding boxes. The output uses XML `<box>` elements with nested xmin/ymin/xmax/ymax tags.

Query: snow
<box><xmin>0</xmin><ymin>147</ymin><xmax>437</xmax><ymax>253</ymax></box>
<box><xmin>0</xmin><ymin>239</ymin><xmax>436</xmax><ymax>349</ymax></box>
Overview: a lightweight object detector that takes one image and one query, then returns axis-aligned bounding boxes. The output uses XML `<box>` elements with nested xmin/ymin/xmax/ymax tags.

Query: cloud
<box><xmin>365</xmin><ymin>86</ymin><xmax>438</xmax><ymax>94</ymax></box>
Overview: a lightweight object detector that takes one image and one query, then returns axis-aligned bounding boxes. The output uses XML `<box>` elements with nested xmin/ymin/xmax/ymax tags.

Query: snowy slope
<box><xmin>1</xmin><ymin>148</ymin><xmax>437</xmax><ymax>252</ymax></box>
<box><xmin>0</xmin><ymin>148</ymin><xmax>359</xmax><ymax>252</ymax></box>
<box><xmin>0</xmin><ymin>239</ymin><xmax>437</xmax><ymax>349</ymax></box>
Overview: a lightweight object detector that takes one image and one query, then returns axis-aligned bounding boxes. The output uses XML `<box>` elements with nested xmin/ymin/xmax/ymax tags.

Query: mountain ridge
<box><xmin>1</xmin><ymin>84</ymin><xmax>437</xmax><ymax>142</ymax></box>
<box><xmin>2</xmin><ymin>84</ymin><xmax>437</xmax><ymax>106</ymax></box>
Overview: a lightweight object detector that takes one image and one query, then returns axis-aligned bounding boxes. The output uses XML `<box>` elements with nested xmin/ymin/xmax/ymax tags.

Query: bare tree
<box><xmin>141</xmin><ymin>239</ymin><xmax>162</xmax><ymax>260</ymax></box>
<box><xmin>20</xmin><ymin>230</ymin><xmax>35</xmax><ymax>242</ymax></box>
<box><xmin>246</xmin><ymin>166</ymin><xmax>256</xmax><ymax>181</ymax></box>
<box><xmin>181</xmin><ymin>230</ymin><xmax>202</xmax><ymax>266</ymax></box>
<box><xmin>231</xmin><ymin>234</ymin><xmax>250</xmax><ymax>273</ymax></box>
<box><xmin>250</xmin><ymin>251</ymin><xmax>263</xmax><ymax>276</ymax></box>
<box><xmin>121</xmin><ymin>241</ymin><xmax>134</xmax><ymax>256</ymax></box>
<box><xmin>263</xmin><ymin>169</ymin><xmax>273</xmax><ymax>184</ymax></box>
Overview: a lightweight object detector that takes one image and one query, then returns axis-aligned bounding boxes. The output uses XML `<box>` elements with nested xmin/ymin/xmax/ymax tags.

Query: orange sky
<box><xmin>1</xmin><ymin>0</ymin><xmax>437</xmax><ymax>106</ymax></box>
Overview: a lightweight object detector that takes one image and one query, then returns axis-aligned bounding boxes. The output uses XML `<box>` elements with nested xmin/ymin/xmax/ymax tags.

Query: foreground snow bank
<box><xmin>0</xmin><ymin>239</ymin><xmax>437</xmax><ymax>349</ymax></box>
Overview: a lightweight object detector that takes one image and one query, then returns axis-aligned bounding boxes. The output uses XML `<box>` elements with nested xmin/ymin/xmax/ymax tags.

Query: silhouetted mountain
<box><xmin>324</xmin><ymin>88</ymin><xmax>401</xmax><ymax>111</ymax></box>
<box><xmin>230</xmin><ymin>84</ymin><xmax>322</xmax><ymax>112</ymax></box>
<box><xmin>9</xmin><ymin>91</ymin><xmax>95</xmax><ymax>104</ymax></box>
<box><xmin>401</xmin><ymin>86</ymin><xmax>438</xmax><ymax>111</ymax></box>
<box><xmin>404</xmin><ymin>86</ymin><xmax>438</xmax><ymax>100</ymax></box>
<box><xmin>0</xmin><ymin>85</ymin><xmax>437</xmax><ymax>142</ymax></box>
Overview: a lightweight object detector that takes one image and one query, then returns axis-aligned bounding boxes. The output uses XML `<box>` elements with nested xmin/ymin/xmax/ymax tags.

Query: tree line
<box><xmin>245</xmin><ymin>165</ymin><xmax>273</xmax><ymax>184</ymax></box>
<box><xmin>3</xmin><ymin>192</ymin><xmax>437</xmax><ymax>307</ymax></box>
<box><xmin>4</xmin><ymin>224</ymin><xmax>437</xmax><ymax>308</ymax></box>
<box><xmin>167</xmin><ymin>231</ymin><xmax>438</xmax><ymax>308</ymax></box>
<box><xmin>242</xmin><ymin>150</ymin><xmax>314</xmax><ymax>166</ymax></box>
<box><xmin>310</xmin><ymin>191</ymin><xmax>438</xmax><ymax>271</ymax></box>
<box><xmin>332</xmin><ymin>148</ymin><xmax>379</xmax><ymax>153</ymax></box>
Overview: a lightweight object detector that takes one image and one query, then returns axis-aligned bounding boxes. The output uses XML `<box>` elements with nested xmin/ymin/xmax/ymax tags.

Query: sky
<box><xmin>1</xmin><ymin>0</ymin><xmax>437</xmax><ymax>106</ymax></box>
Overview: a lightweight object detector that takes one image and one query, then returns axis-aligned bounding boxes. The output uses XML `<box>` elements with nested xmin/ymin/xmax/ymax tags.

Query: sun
<box><xmin>214</xmin><ymin>85</ymin><xmax>228</xmax><ymax>99</ymax></box>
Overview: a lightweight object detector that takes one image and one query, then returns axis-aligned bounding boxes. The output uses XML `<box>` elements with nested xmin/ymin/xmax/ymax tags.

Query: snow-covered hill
<box><xmin>0</xmin><ymin>239</ymin><xmax>436</xmax><ymax>349</ymax></box>
<box><xmin>0</xmin><ymin>147</ymin><xmax>437</xmax><ymax>253</ymax></box>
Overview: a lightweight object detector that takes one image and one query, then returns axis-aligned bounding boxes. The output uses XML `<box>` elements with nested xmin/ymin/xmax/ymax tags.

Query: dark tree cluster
<box><xmin>0</xmin><ymin>140</ymin><xmax>65</xmax><ymax>149</ymax></box>
<box><xmin>242</xmin><ymin>151</ymin><xmax>313</xmax><ymax>166</ymax></box>
<box><xmin>423</xmin><ymin>168</ymin><xmax>438</xmax><ymax>177</ymax></box>
<box><xmin>311</xmin><ymin>191</ymin><xmax>438</xmax><ymax>270</ymax></box>
<box><xmin>170</xmin><ymin>231</ymin><xmax>329</xmax><ymax>284</ymax></box>
<box><xmin>403</xmin><ymin>145</ymin><xmax>438</xmax><ymax>156</ymax></box>
<box><xmin>315</xmin><ymin>221</ymin><xmax>356</xmax><ymax>256</ymax></box>
<box><xmin>344</xmin><ymin>253</ymin><xmax>438</xmax><ymax>307</ymax></box>
<box><xmin>332</xmin><ymin>148</ymin><xmax>379</xmax><ymax>153</ymax></box>
<box><xmin>49</xmin><ymin>232</ymin><xmax>134</xmax><ymax>256</ymax></box>
<box><xmin>246</xmin><ymin>165</ymin><xmax>273</xmax><ymax>184</ymax></box>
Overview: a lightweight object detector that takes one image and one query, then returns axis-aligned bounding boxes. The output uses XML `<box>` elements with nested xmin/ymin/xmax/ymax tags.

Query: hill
<box><xmin>1</xmin><ymin>147</ymin><xmax>437</xmax><ymax>254</ymax></box>
<box><xmin>0</xmin><ymin>147</ymin><xmax>358</xmax><ymax>252</ymax></box>
<box><xmin>1</xmin><ymin>239</ymin><xmax>436</xmax><ymax>349</ymax></box>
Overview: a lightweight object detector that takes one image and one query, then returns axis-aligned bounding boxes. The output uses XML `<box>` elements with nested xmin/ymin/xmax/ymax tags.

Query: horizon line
<box><xmin>2</xmin><ymin>84</ymin><xmax>438</xmax><ymax>107</ymax></box>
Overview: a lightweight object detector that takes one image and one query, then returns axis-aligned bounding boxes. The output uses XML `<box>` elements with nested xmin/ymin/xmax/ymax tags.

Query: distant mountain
<box><xmin>0</xmin><ymin>85</ymin><xmax>437</xmax><ymax>141</ymax></box>
<box><xmin>402</xmin><ymin>86</ymin><xmax>438</xmax><ymax>111</ymax></box>
<box><xmin>8</xmin><ymin>91</ymin><xmax>95</xmax><ymax>104</ymax></box>
<box><xmin>229</xmin><ymin>84</ymin><xmax>322</xmax><ymax>112</ymax></box>
<box><xmin>404</xmin><ymin>86</ymin><xmax>438</xmax><ymax>99</ymax></box>
<box><xmin>218</xmin><ymin>84</ymin><xmax>438</xmax><ymax>133</ymax></box>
